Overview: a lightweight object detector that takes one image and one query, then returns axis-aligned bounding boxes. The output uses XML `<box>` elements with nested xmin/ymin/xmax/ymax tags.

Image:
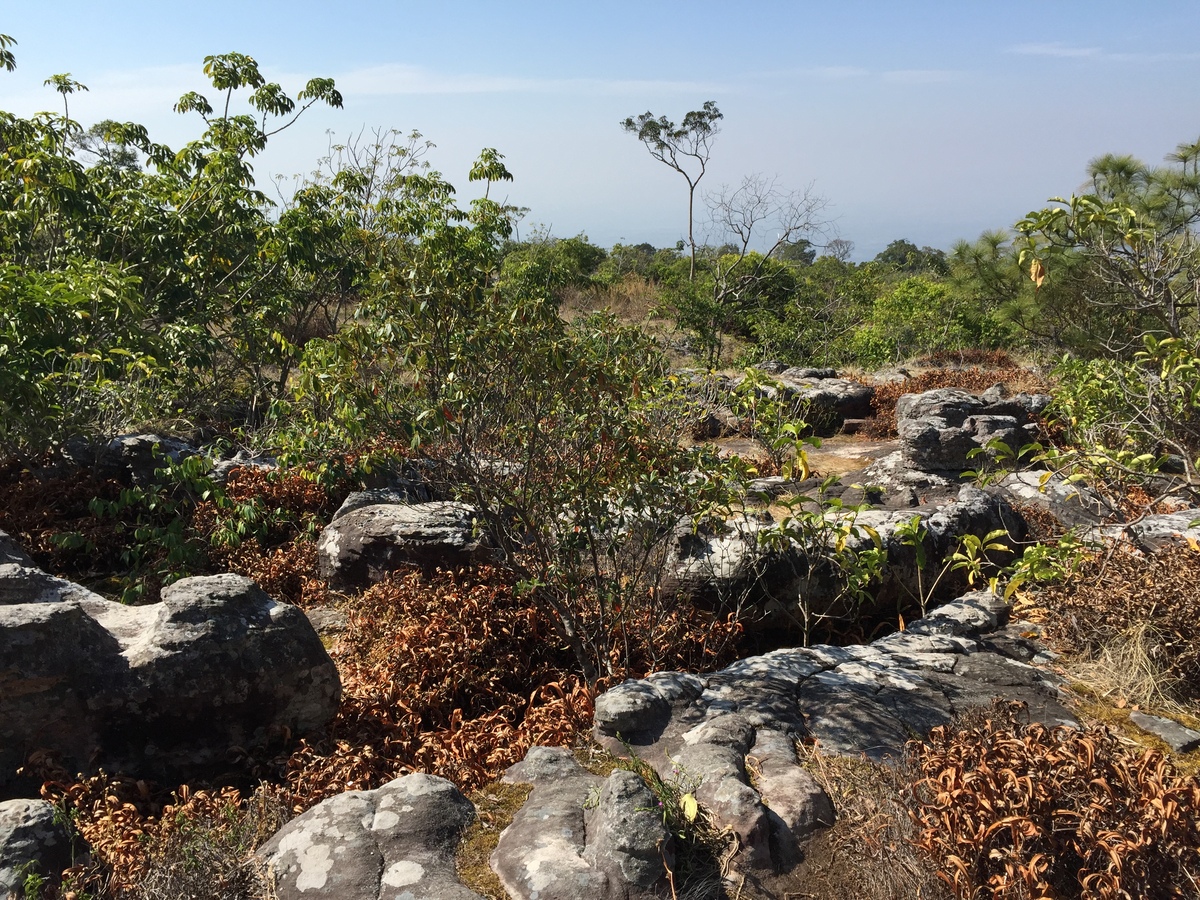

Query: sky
<box><xmin>3</xmin><ymin>1</ymin><xmax>1199</xmax><ymax>259</ymax></box>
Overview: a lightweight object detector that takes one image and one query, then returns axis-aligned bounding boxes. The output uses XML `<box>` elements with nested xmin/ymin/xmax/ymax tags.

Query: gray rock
<box><xmin>0</xmin><ymin>564</ymin><xmax>106</xmax><ymax>605</ymax></box>
<box><xmin>209</xmin><ymin>450</ymin><xmax>277</xmax><ymax>485</ymax></box>
<box><xmin>259</xmin><ymin>773</ymin><xmax>481</xmax><ymax>900</ymax></box>
<box><xmin>331</xmin><ymin>488</ymin><xmax>429</xmax><ymax>522</ymax></box>
<box><xmin>96</xmin><ymin>434</ymin><xmax>198</xmax><ymax>484</ymax></box>
<box><xmin>594</xmin><ymin>682</ymin><xmax>671</xmax><ymax>739</ymax></box>
<box><xmin>0</xmin><ymin>532</ymin><xmax>33</xmax><ymax>569</ymax></box>
<box><xmin>0</xmin><ymin>574</ymin><xmax>339</xmax><ymax>793</ymax></box>
<box><xmin>587</xmin><ymin>589</ymin><xmax>1075</xmax><ymax>876</ymax></box>
<box><xmin>0</xmin><ymin>799</ymin><xmax>75</xmax><ymax>897</ymax></box>
<box><xmin>495</xmin><ymin>747</ymin><xmax>669</xmax><ymax>900</ymax></box>
<box><xmin>1089</xmin><ymin>509</ymin><xmax>1200</xmax><ymax>551</ymax></box>
<box><xmin>776</xmin><ymin>370</ymin><xmax>875</xmax><ymax>422</ymax></box>
<box><xmin>997</xmin><ymin>470</ymin><xmax>1111</xmax><ymax>528</ymax></box>
<box><xmin>1129</xmin><ymin>711</ymin><xmax>1200</xmax><ymax>754</ymax></box>
<box><xmin>318</xmin><ymin>501</ymin><xmax>487</xmax><ymax>592</ymax></box>
<box><xmin>583</xmin><ymin>771</ymin><xmax>672</xmax><ymax>891</ymax></box>
<box><xmin>893</xmin><ymin>388</ymin><xmax>1043</xmax><ymax>475</ymax></box>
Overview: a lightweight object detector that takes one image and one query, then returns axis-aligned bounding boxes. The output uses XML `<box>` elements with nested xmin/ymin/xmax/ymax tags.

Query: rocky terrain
<box><xmin>2</xmin><ymin>379</ymin><xmax>1199</xmax><ymax>899</ymax></box>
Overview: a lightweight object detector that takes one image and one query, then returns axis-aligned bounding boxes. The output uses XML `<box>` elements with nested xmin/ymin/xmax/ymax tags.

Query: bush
<box><xmin>911</xmin><ymin>705</ymin><xmax>1200</xmax><ymax>899</ymax></box>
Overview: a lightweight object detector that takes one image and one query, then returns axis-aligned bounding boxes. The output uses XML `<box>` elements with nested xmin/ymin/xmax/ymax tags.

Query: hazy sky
<box><xmin>4</xmin><ymin>1</ymin><xmax>1198</xmax><ymax>258</ymax></box>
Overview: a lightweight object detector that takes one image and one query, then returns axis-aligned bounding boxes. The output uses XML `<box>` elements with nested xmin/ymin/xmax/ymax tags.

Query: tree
<box><xmin>1017</xmin><ymin>137</ymin><xmax>1200</xmax><ymax>352</ymax></box>
<box><xmin>874</xmin><ymin>238</ymin><xmax>949</xmax><ymax>276</ymax></box>
<box><xmin>668</xmin><ymin>175</ymin><xmax>827</xmax><ymax>365</ymax></box>
<box><xmin>621</xmin><ymin>101</ymin><xmax>722</xmax><ymax>281</ymax></box>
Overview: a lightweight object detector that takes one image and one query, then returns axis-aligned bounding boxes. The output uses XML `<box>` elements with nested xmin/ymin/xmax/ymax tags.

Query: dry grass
<box><xmin>455</xmin><ymin>781</ymin><xmax>533</xmax><ymax>899</ymax></box>
<box><xmin>1037</xmin><ymin>544</ymin><xmax>1200</xmax><ymax>703</ymax></box>
<box><xmin>790</xmin><ymin>741</ymin><xmax>950</xmax><ymax>900</ymax></box>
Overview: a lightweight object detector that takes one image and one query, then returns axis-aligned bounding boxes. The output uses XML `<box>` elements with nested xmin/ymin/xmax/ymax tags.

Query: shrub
<box><xmin>911</xmin><ymin>705</ymin><xmax>1200</xmax><ymax>899</ymax></box>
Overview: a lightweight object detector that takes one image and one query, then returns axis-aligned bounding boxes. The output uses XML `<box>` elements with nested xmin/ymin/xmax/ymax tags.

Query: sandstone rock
<box><xmin>259</xmin><ymin>773</ymin><xmax>481</xmax><ymax>900</ymax></box>
<box><xmin>591</xmin><ymin>591</ymin><xmax>1074</xmax><ymax>874</ymax></box>
<box><xmin>997</xmin><ymin>469</ymin><xmax>1110</xmax><ymax>528</ymax></box>
<box><xmin>894</xmin><ymin>388</ymin><xmax>1043</xmax><ymax>474</ymax></box>
<box><xmin>318</xmin><ymin>501</ymin><xmax>487</xmax><ymax>592</ymax></box>
<box><xmin>776</xmin><ymin>368</ymin><xmax>875</xmax><ymax>422</ymax></box>
<box><xmin>495</xmin><ymin>746</ymin><xmax>671</xmax><ymax>900</ymax></box>
<box><xmin>0</xmin><ymin>574</ymin><xmax>339</xmax><ymax>794</ymax></box>
<box><xmin>0</xmin><ymin>564</ymin><xmax>106</xmax><ymax>605</ymax></box>
<box><xmin>96</xmin><ymin>434</ymin><xmax>199</xmax><ymax>484</ymax></box>
<box><xmin>1088</xmin><ymin>509</ymin><xmax>1200</xmax><ymax>551</ymax></box>
<box><xmin>0</xmin><ymin>799</ymin><xmax>75</xmax><ymax>897</ymax></box>
<box><xmin>1129</xmin><ymin>711</ymin><xmax>1200</xmax><ymax>754</ymax></box>
<box><xmin>0</xmin><ymin>532</ymin><xmax>33</xmax><ymax>569</ymax></box>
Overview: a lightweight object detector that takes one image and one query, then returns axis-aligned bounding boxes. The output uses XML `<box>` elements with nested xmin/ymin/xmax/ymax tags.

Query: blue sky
<box><xmin>3</xmin><ymin>1</ymin><xmax>1198</xmax><ymax>258</ymax></box>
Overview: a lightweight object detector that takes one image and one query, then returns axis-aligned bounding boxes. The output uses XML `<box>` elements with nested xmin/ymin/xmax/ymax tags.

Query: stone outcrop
<box><xmin>492</xmin><ymin>747</ymin><xmax>672</xmax><ymax>900</ymax></box>
<box><xmin>893</xmin><ymin>386</ymin><xmax>1048</xmax><ymax>475</ymax></box>
<box><xmin>0</xmin><ymin>573</ymin><xmax>340</xmax><ymax>795</ymax></box>
<box><xmin>588</xmin><ymin>591</ymin><xmax>1072</xmax><ymax>874</ymax></box>
<box><xmin>317</xmin><ymin>501</ymin><xmax>487</xmax><ymax>592</ymax></box>
<box><xmin>259</xmin><ymin>774</ymin><xmax>480</xmax><ymax>900</ymax></box>
<box><xmin>0</xmin><ymin>799</ymin><xmax>74</xmax><ymax>897</ymax></box>
<box><xmin>774</xmin><ymin>367</ymin><xmax>875</xmax><ymax>422</ymax></box>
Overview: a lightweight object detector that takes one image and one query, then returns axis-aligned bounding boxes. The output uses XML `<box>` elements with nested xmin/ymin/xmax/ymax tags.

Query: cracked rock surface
<box><xmin>590</xmin><ymin>591</ymin><xmax>1074</xmax><ymax>873</ymax></box>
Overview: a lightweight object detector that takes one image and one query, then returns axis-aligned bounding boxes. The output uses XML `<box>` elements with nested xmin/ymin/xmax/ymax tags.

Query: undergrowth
<box><xmin>910</xmin><ymin>702</ymin><xmax>1200</xmax><ymax>899</ymax></box>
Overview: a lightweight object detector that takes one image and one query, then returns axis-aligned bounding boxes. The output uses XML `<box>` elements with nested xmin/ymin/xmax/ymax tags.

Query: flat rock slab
<box><xmin>1130</xmin><ymin>711</ymin><xmax>1200</xmax><ymax>754</ymax></box>
<box><xmin>591</xmin><ymin>592</ymin><xmax>1074</xmax><ymax>874</ymax></box>
<box><xmin>260</xmin><ymin>773</ymin><xmax>482</xmax><ymax>900</ymax></box>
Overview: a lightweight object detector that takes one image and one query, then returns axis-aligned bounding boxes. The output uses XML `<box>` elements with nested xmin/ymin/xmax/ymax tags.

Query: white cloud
<box><xmin>1008</xmin><ymin>42</ymin><xmax>1200</xmax><ymax>63</ymax></box>
<box><xmin>882</xmin><ymin>69</ymin><xmax>960</xmax><ymax>85</ymax></box>
<box><xmin>1009</xmin><ymin>42</ymin><xmax>1101</xmax><ymax>58</ymax></box>
<box><xmin>810</xmin><ymin>66</ymin><xmax>870</xmax><ymax>80</ymax></box>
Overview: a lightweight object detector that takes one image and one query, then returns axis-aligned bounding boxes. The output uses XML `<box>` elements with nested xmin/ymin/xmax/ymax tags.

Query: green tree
<box><xmin>1017</xmin><ymin>137</ymin><xmax>1200</xmax><ymax>352</ymax></box>
<box><xmin>621</xmin><ymin>101</ymin><xmax>722</xmax><ymax>281</ymax></box>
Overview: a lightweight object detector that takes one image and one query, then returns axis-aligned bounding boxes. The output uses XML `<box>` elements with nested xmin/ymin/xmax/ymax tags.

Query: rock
<box><xmin>318</xmin><ymin>501</ymin><xmax>487</xmax><ymax>592</ymax></box>
<box><xmin>0</xmin><ymin>565</ymin><xmax>106</xmax><ymax>606</ymax></box>
<box><xmin>494</xmin><ymin>747</ymin><xmax>670</xmax><ymax>900</ymax></box>
<box><xmin>590</xmin><ymin>590</ymin><xmax>1074</xmax><ymax>874</ymax></box>
<box><xmin>1088</xmin><ymin>509</ymin><xmax>1200</xmax><ymax>551</ymax></box>
<box><xmin>331</xmin><ymin>488</ymin><xmax>428</xmax><ymax>522</ymax></box>
<box><xmin>997</xmin><ymin>470</ymin><xmax>1111</xmax><ymax>528</ymax></box>
<box><xmin>776</xmin><ymin>369</ymin><xmax>875</xmax><ymax>423</ymax></box>
<box><xmin>692</xmin><ymin>405</ymin><xmax>740</xmax><ymax>440</ymax></box>
<box><xmin>893</xmin><ymin>388</ymin><xmax>1043</xmax><ymax>474</ymax></box>
<box><xmin>661</xmin><ymin>513</ymin><xmax>785</xmax><ymax>600</ymax></box>
<box><xmin>0</xmin><ymin>532</ymin><xmax>33</xmax><ymax>569</ymax></box>
<box><xmin>0</xmin><ymin>574</ymin><xmax>339</xmax><ymax>794</ymax></box>
<box><xmin>96</xmin><ymin>434</ymin><xmax>199</xmax><ymax>484</ymax></box>
<box><xmin>0</xmin><ymin>799</ymin><xmax>75</xmax><ymax>897</ymax></box>
<box><xmin>259</xmin><ymin>773</ymin><xmax>481</xmax><ymax>900</ymax></box>
<box><xmin>1129</xmin><ymin>711</ymin><xmax>1200</xmax><ymax>754</ymax></box>
<box><xmin>209</xmin><ymin>450</ymin><xmax>277</xmax><ymax>485</ymax></box>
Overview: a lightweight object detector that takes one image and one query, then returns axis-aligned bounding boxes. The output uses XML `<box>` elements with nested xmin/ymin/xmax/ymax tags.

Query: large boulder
<box><xmin>894</xmin><ymin>387</ymin><xmax>1047</xmax><ymax>474</ymax></box>
<box><xmin>259</xmin><ymin>774</ymin><xmax>481</xmax><ymax>900</ymax></box>
<box><xmin>0</xmin><ymin>574</ymin><xmax>339</xmax><ymax>794</ymax></box>
<box><xmin>0</xmin><ymin>799</ymin><xmax>75</xmax><ymax>896</ymax></box>
<box><xmin>94</xmin><ymin>433</ymin><xmax>199</xmax><ymax>484</ymax></box>
<box><xmin>775</xmin><ymin>368</ymin><xmax>876</xmax><ymax>424</ymax></box>
<box><xmin>318</xmin><ymin>501</ymin><xmax>487</xmax><ymax>592</ymax></box>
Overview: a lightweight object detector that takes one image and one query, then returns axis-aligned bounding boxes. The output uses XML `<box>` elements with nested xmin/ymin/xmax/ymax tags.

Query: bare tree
<box><xmin>704</xmin><ymin>174</ymin><xmax>829</xmax><ymax>318</ymax></box>
<box><xmin>621</xmin><ymin>101</ymin><xmax>722</xmax><ymax>281</ymax></box>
